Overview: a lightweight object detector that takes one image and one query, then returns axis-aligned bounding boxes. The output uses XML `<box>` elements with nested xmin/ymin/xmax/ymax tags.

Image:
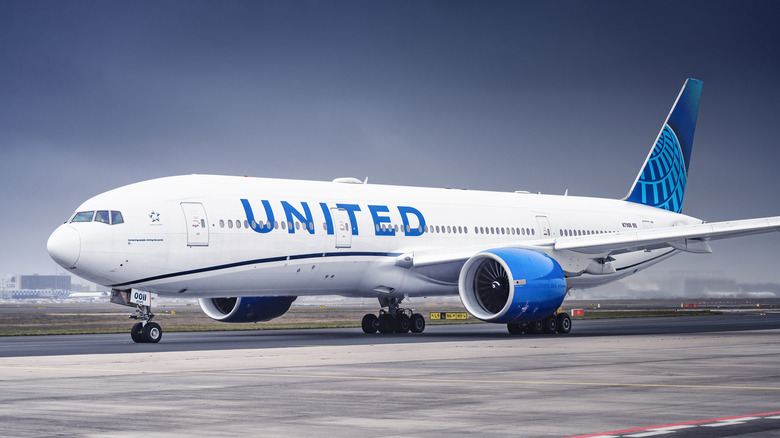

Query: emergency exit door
<box><xmin>536</xmin><ymin>215</ymin><xmax>554</xmax><ymax>237</ymax></box>
<box><xmin>181</xmin><ymin>202</ymin><xmax>209</xmax><ymax>246</ymax></box>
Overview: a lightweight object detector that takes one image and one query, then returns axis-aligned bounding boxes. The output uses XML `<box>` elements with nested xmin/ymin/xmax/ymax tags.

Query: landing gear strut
<box><xmin>362</xmin><ymin>297</ymin><xmax>425</xmax><ymax>334</ymax></box>
<box><xmin>507</xmin><ymin>312</ymin><xmax>572</xmax><ymax>336</ymax></box>
<box><xmin>110</xmin><ymin>289</ymin><xmax>163</xmax><ymax>343</ymax></box>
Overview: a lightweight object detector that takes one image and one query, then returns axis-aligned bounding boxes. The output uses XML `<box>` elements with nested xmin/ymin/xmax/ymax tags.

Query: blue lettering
<box><xmin>241</xmin><ymin>199</ymin><xmax>275</xmax><ymax>234</ymax></box>
<box><xmin>368</xmin><ymin>205</ymin><xmax>395</xmax><ymax>236</ymax></box>
<box><xmin>398</xmin><ymin>206</ymin><xmax>426</xmax><ymax>236</ymax></box>
<box><xmin>281</xmin><ymin>201</ymin><xmax>315</xmax><ymax>234</ymax></box>
<box><xmin>336</xmin><ymin>203</ymin><xmax>361</xmax><ymax>235</ymax></box>
<box><xmin>320</xmin><ymin>203</ymin><xmax>334</xmax><ymax>235</ymax></box>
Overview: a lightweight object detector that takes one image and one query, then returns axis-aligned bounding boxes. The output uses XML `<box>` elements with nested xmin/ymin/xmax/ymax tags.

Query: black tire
<box><xmin>361</xmin><ymin>314</ymin><xmax>378</xmax><ymax>334</ymax></box>
<box><xmin>543</xmin><ymin>315</ymin><xmax>558</xmax><ymax>334</ymax></box>
<box><xmin>410</xmin><ymin>313</ymin><xmax>425</xmax><ymax>333</ymax></box>
<box><xmin>507</xmin><ymin>323</ymin><xmax>524</xmax><ymax>335</ymax></box>
<box><xmin>131</xmin><ymin>322</ymin><xmax>144</xmax><ymax>343</ymax></box>
<box><xmin>395</xmin><ymin>313</ymin><xmax>410</xmax><ymax>333</ymax></box>
<box><xmin>527</xmin><ymin>320</ymin><xmax>543</xmax><ymax>334</ymax></box>
<box><xmin>557</xmin><ymin>313</ymin><xmax>572</xmax><ymax>334</ymax></box>
<box><xmin>142</xmin><ymin>322</ymin><xmax>162</xmax><ymax>343</ymax></box>
<box><xmin>377</xmin><ymin>314</ymin><xmax>395</xmax><ymax>334</ymax></box>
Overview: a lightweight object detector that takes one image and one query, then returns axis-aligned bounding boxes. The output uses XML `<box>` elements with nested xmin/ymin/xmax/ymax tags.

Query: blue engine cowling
<box><xmin>458</xmin><ymin>248</ymin><xmax>566</xmax><ymax>323</ymax></box>
<box><xmin>198</xmin><ymin>296</ymin><xmax>297</xmax><ymax>323</ymax></box>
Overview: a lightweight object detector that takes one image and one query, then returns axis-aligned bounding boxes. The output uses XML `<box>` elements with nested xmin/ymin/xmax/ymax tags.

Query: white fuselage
<box><xmin>48</xmin><ymin>175</ymin><xmax>701</xmax><ymax>299</ymax></box>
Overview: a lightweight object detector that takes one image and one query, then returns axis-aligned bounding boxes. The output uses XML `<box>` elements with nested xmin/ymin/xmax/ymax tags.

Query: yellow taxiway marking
<box><xmin>2</xmin><ymin>365</ymin><xmax>779</xmax><ymax>391</ymax></box>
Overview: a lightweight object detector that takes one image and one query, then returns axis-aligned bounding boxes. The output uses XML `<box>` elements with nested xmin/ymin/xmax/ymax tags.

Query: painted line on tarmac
<box><xmin>564</xmin><ymin>411</ymin><xmax>780</xmax><ymax>438</ymax></box>
<box><xmin>2</xmin><ymin>365</ymin><xmax>780</xmax><ymax>391</ymax></box>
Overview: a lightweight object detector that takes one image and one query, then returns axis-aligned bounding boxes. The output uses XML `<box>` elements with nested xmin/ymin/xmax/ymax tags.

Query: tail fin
<box><xmin>625</xmin><ymin>78</ymin><xmax>703</xmax><ymax>213</ymax></box>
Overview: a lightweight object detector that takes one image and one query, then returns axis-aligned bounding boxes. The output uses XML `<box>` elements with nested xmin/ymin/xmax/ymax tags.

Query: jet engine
<box><xmin>198</xmin><ymin>296</ymin><xmax>297</xmax><ymax>323</ymax></box>
<box><xmin>458</xmin><ymin>248</ymin><xmax>566</xmax><ymax>323</ymax></box>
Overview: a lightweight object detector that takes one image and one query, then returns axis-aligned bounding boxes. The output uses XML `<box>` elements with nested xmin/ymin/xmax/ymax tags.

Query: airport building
<box><xmin>0</xmin><ymin>274</ymin><xmax>72</xmax><ymax>300</ymax></box>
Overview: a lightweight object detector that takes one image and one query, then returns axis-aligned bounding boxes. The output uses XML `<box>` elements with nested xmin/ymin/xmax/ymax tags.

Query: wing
<box><xmin>553</xmin><ymin>216</ymin><xmax>780</xmax><ymax>255</ymax></box>
<box><xmin>400</xmin><ymin>216</ymin><xmax>780</xmax><ymax>274</ymax></box>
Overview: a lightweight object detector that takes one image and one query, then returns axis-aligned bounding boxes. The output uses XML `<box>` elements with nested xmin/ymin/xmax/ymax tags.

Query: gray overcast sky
<box><xmin>1</xmin><ymin>0</ymin><xmax>779</xmax><ymax>284</ymax></box>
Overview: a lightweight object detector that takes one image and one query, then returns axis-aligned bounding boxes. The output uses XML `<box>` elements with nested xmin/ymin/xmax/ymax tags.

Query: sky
<box><xmin>1</xmin><ymin>0</ymin><xmax>779</xmax><ymax>286</ymax></box>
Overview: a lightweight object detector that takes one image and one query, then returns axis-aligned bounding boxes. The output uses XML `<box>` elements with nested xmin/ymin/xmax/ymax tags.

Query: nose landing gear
<box><xmin>129</xmin><ymin>304</ymin><xmax>162</xmax><ymax>343</ymax></box>
<box><xmin>111</xmin><ymin>289</ymin><xmax>163</xmax><ymax>343</ymax></box>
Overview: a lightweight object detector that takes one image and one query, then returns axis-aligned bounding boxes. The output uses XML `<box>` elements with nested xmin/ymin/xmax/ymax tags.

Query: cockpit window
<box><xmin>111</xmin><ymin>211</ymin><xmax>124</xmax><ymax>225</ymax></box>
<box><xmin>71</xmin><ymin>211</ymin><xmax>95</xmax><ymax>222</ymax></box>
<box><xmin>95</xmin><ymin>211</ymin><xmax>110</xmax><ymax>224</ymax></box>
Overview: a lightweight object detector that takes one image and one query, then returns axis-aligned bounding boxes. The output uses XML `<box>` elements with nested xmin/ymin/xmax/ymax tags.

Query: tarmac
<box><xmin>1</xmin><ymin>312</ymin><xmax>780</xmax><ymax>437</ymax></box>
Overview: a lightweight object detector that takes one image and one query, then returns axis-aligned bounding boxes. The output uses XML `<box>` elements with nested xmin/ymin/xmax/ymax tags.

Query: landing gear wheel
<box><xmin>142</xmin><ymin>322</ymin><xmax>162</xmax><ymax>343</ymax></box>
<box><xmin>361</xmin><ymin>314</ymin><xmax>378</xmax><ymax>334</ymax></box>
<box><xmin>507</xmin><ymin>323</ymin><xmax>524</xmax><ymax>335</ymax></box>
<box><xmin>557</xmin><ymin>313</ymin><xmax>572</xmax><ymax>334</ymax></box>
<box><xmin>377</xmin><ymin>313</ymin><xmax>395</xmax><ymax>334</ymax></box>
<box><xmin>543</xmin><ymin>315</ymin><xmax>558</xmax><ymax>334</ymax></box>
<box><xmin>131</xmin><ymin>322</ymin><xmax>144</xmax><ymax>343</ymax></box>
<box><xmin>527</xmin><ymin>320</ymin><xmax>543</xmax><ymax>334</ymax></box>
<box><xmin>410</xmin><ymin>313</ymin><xmax>425</xmax><ymax>333</ymax></box>
<box><xmin>394</xmin><ymin>313</ymin><xmax>410</xmax><ymax>333</ymax></box>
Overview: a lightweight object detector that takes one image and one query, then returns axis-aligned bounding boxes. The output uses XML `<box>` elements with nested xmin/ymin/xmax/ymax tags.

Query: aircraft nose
<box><xmin>47</xmin><ymin>224</ymin><xmax>81</xmax><ymax>268</ymax></box>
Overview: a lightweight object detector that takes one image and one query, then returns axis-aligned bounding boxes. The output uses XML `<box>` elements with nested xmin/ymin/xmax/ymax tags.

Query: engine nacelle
<box><xmin>458</xmin><ymin>248</ymin><xmax>566</xmax><ymax>323</ymax></box>
<box><xmin>198</xmin><ymin>296</ymin><xmax>297</xmax><ymax>323</ymax></box>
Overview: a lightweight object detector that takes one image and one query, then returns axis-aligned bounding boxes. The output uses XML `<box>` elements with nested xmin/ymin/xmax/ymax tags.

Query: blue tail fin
<box><xmin>625</xmin><ymin>79</ymin><xmax>703</xmax><ymax>213</ymax></box>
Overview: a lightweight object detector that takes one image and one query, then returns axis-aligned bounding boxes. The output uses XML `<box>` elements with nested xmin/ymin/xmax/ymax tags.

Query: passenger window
<box><xmin>236</xmin><ymin>220</ymin><xmax>242</xmax><ymax>229</ymax></box>
<box><xmin>71</xmin><ymin>211</ymin><xmax>94</xmax><ymax>222</ymax></box>
<box><xmin>228</xmin><ymin>220</ymin><xmax>233</xmax><ymax>229</ymax></box>
<box><xmin>219</xmin><ymin>220</ymin><xmax>225</xmax><ymax>228</ymax></box>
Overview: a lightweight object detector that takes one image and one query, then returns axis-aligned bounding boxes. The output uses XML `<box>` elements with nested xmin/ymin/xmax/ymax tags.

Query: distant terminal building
<box><xmin>1</xmin><ymin>275</ymin><xmax>72</xmax><ymax>300</ymax></box>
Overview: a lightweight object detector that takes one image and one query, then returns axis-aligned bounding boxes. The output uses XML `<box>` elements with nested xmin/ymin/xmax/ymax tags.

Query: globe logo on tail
<box><xmin>629</xmin><ymin>124</ymin><xmax>687</xmax><ymax>213</ymax></box>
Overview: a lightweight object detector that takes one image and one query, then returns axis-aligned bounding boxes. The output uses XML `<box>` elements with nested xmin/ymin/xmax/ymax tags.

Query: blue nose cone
<box><xmin>47</xmin><ymin>224</ymin><xmax>81</xmax><ymax>268</ymax></box>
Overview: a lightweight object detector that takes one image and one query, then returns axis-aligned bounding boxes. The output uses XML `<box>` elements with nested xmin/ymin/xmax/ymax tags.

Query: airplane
<box><xmin>47</xmin><ymin>79</ymin><xmax>780</xmax><ymax>343</ymax></box>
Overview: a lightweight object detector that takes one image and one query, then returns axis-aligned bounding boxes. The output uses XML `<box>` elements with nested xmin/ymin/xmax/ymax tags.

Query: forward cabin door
<box><xmin>333</xmin><ymin>208</ymin><xmax>352</xmax><ymax>248</ymax></box>
<box><xmin>181</xmin><ymin>202</ymin><xmax>209</xmax><ymax>246</ymax></box>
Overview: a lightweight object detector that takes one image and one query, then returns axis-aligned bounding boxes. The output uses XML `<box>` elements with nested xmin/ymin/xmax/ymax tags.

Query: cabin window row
<box><xmin>216</xmin><ymin>219</ymin><xmax>315</xmax><ymax>231</ymax></box>
<box><xmin>560</xmin><ymin>229</ymin><xmax>614</xmax><ymax>237</ymax></box>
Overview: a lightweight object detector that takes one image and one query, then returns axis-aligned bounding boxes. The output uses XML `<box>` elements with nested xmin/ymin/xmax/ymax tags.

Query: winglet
<box><xmin>625</xmin><ymin>79</ymin><xmax>703</xmax><ymax>213</ymax></box>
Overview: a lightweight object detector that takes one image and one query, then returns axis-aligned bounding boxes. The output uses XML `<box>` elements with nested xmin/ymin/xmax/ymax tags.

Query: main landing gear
<box><xmin>361</xmin><ymin>297</ymin><xmax>426</xmax><ymax>334</ymax></box>
<box><xmin>507</xmin><ymin>312</ymin><xmax>572</xmax><ymax>336</ymax></box>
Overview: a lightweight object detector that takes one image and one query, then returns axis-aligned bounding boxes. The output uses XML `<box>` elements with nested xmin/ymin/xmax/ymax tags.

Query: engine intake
<box><xmin>458</xmin><ymin>248</ymin><xmax>566</xmax><ymax>323</ymax></box>
<box><xmin>198</xmin><ymin>296</ymin><xmax>297</xmax><ymax>323</ymax></box>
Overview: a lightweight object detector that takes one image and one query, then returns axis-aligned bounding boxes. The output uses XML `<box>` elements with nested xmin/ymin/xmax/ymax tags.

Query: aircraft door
<box><xmin>536</xmin><ymin>215</ymin><xmax>554</xmax><ymax>237</ymax></box>
<box><xmin>333</xmin><ymin>208</ymin><xmax>351</xmax><ymax>248</ymax></box>
<box><xmin>181</xmin><ymin>202</ymin><xmax>209</xmax><ymax>246</ymax></box>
